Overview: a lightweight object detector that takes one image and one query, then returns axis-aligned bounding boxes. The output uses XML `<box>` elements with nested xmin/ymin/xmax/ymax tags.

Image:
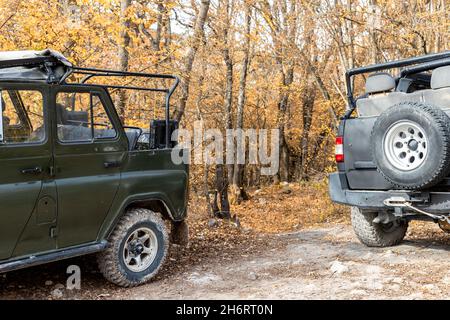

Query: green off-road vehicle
<box><xmin>329</xmin><ymin>51</ymin><xmax>450</xmax><ymax>247</ymax></box>
<box><xmin>0</xmin><ymin>50</ymin><xmax>188</xmax><ymax>287</ymax></box>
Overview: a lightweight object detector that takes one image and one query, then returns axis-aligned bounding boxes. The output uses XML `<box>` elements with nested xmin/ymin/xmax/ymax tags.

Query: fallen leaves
<box><xmin>230</xmin><ymin>180</ymin><xmax>348</xmax><ymax>233</ymax></box>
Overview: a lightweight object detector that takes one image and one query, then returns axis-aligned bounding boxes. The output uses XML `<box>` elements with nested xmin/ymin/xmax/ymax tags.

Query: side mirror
<box><xmin>0</xmin><ymin>90</ymin><xmax>3</xmax><ymax>143</ymax></box>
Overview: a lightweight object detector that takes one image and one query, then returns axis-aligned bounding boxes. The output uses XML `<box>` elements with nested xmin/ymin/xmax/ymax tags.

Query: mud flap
<box><xmin>170</xmin><ymin>220</ymin><xmax>189</xmax><ymax>246</ymax></box>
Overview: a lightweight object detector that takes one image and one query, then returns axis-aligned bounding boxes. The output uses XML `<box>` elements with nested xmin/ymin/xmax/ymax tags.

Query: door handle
<box><xmin>104</xmin><ymin>161</ymin><xmax>121</xmax><ymax>169</ymax></box>
<box><xmin>21</xmin><ymin>166</ymin><xmax>43</xmax><ymax>175</ymax></box>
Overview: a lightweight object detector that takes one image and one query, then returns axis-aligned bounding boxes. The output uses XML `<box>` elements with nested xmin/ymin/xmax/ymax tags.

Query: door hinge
<box><xmin>50</xmin><ymin>227</ymin><xmax>58</xmax><ymax>238</ymax></box>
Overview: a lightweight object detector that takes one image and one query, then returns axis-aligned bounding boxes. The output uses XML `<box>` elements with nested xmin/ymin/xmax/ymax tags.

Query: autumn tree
<box><xmin>174</xmin><ymin>0</ymin><xmax>211</xmax><ymax>123</ymax></box>
<box><xmin>231</xmin><ymin>1</ymin><xmax>252</xmax><ymax>203</ymax></box>
<box><xmin>0</xmin><ymin>0</ymin><xmax>447</xmax><ymax>218</ymax></box>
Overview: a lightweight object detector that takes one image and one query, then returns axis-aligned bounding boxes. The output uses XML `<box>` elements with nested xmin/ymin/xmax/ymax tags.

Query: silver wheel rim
<box><xmin>383</xmin><ymin>120</ymin><xmax>428</xmax><ymax>171</ymax></box>
<box><xmin>123</xmin><ymin>227</ymin><xmax>158</xmax><ymax>273</ymax></box>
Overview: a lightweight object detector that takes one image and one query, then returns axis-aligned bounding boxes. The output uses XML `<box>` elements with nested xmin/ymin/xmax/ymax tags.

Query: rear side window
<box><xmin>0</xmin><ymin>89</ymin><xmax>45</xmax><ymax>144</ymax></box>
<box><xmin>56</xmin><ymin>92</ymin><xmax>116</xmax><ymax>142</ymax></box>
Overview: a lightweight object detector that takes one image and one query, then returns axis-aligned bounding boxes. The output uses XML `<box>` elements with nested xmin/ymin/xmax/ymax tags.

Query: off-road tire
<box><xmin>351</xmin><ymin>207</ymin><xmax>408</xmax><ymax>247</ymax></box>
<box><xmin>97</xmin><ymin>208</ymin><xmax>169</xmax><ymax>287</ymax></box>
<box><xmin>371</xmin><ymin>102</ymin><xmax>450</xmax><ymax>189</ymax></box>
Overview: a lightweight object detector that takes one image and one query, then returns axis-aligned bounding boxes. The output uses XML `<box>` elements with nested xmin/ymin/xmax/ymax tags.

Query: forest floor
<box><xmin>1</xmin><ymin>181</ymin><xmax>450</xmax><ymax>300</ymax></box>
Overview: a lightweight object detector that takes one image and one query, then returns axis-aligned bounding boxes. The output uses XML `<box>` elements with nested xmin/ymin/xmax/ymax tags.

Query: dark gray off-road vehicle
<box><xmin>329</xmin><ymin>51</ymin><xmax>450</xmax><ymax>247</ymax></box>
<box><xmin>0</xmin><ymin>50</ymin><xmax>188</xmax><ymax>286</ymax></box>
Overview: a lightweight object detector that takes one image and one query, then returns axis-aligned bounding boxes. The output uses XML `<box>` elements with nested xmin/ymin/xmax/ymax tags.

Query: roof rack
<box><xmin>0</xmin><ymin>49</ymin><xmax>180</xmax><ymax>148</ymax></box>
<box><xmin>400</xmin><ymin>58</ymin><xmax>450</xmax><ymax>78</ymax></box>
<box><xmin>70</xmin><ymin>67</ymin><xmax>180</xmax><ymax>148</ymax></box>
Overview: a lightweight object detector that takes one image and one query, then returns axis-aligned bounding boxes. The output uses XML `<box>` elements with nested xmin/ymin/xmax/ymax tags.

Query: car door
<box><xmin>0</xmin><ymin>84</ymin><xmax>57</xmax><ymax>260</ymax></box>
<box><xmin>52</xmin><ymin>86</ymin><xmax>128</xmax><ymax>248</ymax></box>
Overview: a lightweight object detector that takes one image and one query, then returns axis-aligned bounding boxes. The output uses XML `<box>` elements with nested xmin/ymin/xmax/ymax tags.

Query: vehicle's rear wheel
<box><xmin>97</xmin><ymin>208</ymin><xmax>168</xmax><ymax>287</ymax></box>
<box><xmin>351</xmin><ymin>207</ymin><xmax>408</xmax><ymax>247</ymax></box>
<box><xmin>371</xmin><ymin>102</ymin><xmax>450</xmax><ymax>189</ymax></box>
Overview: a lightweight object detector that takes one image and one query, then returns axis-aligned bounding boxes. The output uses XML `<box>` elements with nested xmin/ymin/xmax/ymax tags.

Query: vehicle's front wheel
<box><xmin>351</xmin><ymin>207</ymin><xmax>408</xmax><ymax>247</ymax></box>
<box><xmin>97</xmin><ymin>208</ymin><xmax>169</xmax><ymax>287</ymax></box>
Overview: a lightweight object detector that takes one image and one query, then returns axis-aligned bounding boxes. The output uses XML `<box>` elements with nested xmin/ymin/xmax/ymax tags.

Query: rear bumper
<box><xmin>328</xmin><ymin>172</ymin><xmax>450</xmax><ymax>214</ymax></box>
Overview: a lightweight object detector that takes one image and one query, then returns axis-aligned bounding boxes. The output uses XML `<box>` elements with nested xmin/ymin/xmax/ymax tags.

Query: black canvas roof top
<box><xmin>0</xmin><ymin>49</ymin><xmax>72</xmax><ymax>83</ymax></box>
<box><xmin>0</xmin><ymin>49</ymin><xmax>71</xmax><ymax>68</ymax></box>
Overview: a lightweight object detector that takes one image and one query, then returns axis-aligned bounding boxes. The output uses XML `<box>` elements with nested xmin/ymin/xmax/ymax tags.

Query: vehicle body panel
<box><xmin>50</xmin><ymin>85</ymin><xmax>129</xmax><ymax>248</ymax></box>
<box><xmin>0</xmin><ymin>91</ymin><xmax>188</xmax><ymax>265</ymax></box>
<box><xmin>98</xmin><ymin>149</ymin><xmax>189</xmax><ymax>239</ymax></box>
<box><xmin>343</xmin><ymin>117</ymin><xmax>393</xmax><ymax>190</ymax></box>
<box><xmin>0</xmin><ymin>51</ymin><xmax>187</xmax><ymax>273</ymax></box>
<box><xmin>0</xmin><ymin>83</ymin><xmax>56</xmax><ymax>260</ymax></box>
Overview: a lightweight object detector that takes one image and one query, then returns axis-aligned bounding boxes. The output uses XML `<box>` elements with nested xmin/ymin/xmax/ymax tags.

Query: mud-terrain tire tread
<box><xmin>351</xmin><ymin>207</ymin><xmax>408</xmax><ymax>247</ymax></box>
<box><xmin>97</xmin><ymin>208</ymin><xmax>169</xmax><ymax>287</ymax></box>
<box><xmin>371</xmin><ymin>102</ymin><xmax>450</xmax><ymax>189</ymax></box>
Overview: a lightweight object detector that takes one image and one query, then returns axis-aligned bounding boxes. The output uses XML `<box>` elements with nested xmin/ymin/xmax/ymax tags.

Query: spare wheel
<box><xmin>371</xmin><ymin>101</ymin><xmax>450</xmax><ymax>189</ymax></box>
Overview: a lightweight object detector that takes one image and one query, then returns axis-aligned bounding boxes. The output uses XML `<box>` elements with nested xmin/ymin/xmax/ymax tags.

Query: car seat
<box><xmin>422</xmin><ymin>66</ymin><xmax>450</xmax><ymax>113</ymax></box>
<box><xmin>356</xmin><ymin>73</ymin><xmax>424</xmax><ymax>117</ymax></box>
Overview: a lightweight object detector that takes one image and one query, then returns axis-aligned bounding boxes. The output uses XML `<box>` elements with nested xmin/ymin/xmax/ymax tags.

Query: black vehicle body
<box><xmin>329</xmin><ymin>51</ymin><xmax>450</xmax><ymax>222</ymax></box>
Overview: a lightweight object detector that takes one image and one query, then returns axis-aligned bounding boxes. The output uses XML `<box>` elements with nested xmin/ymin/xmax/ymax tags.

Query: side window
<box><xmin>0</xmin><ymin>89</ymin><xmax>45</xmax><ymax>144</ymax></box>
<box><xmin>92</xmin><ymin>95</ymin><xmax>116</xmax><ymax>139</ymax></box>
<box><xmin>56</xmin><ymin>92</ymin><xmax>116</xmax><ymax>142</ymax></box>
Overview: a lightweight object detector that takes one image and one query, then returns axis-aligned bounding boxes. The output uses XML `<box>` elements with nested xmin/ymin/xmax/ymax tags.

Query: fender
<box><xmin>97</xmin><ymin>192</ymin><xmax>187</xmax><ymax>241</ymax></box>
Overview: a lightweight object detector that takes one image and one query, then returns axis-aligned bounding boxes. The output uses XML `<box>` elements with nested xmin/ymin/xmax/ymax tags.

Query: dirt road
<box><xmin>1</xmin><ymin>221</ymin><xmax>449</xmax><ymax>300</ymax></box>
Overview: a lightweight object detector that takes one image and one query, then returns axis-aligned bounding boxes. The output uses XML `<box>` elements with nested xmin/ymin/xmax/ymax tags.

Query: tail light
<box><xmin>335</xmin><ymin>136</ymin><xmax>344</xmax><ymax>162</ymax></box>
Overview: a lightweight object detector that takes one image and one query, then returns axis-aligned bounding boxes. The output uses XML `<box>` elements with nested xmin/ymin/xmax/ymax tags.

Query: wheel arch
<box><xmin>99</xmin><ymin>194</ymin><xmax>179</xmax><ymax>241</ymax></box>
<box><xmin>124</xmin><ymin>198</ymin><xmax>174</xmax><ymax>221</ymax></box>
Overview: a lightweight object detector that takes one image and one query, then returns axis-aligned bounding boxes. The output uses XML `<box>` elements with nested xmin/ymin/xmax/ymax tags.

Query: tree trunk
<box><xmin>300</xmin><ymin>52</ymin><xmax>338</xmax><ymax>131</ymax></box>
<box><xmin>259</xmin><ymin>0</ymin><xmax>297</xmax><ymax>183</ymax></box>
<box><xmin>117</xmin><ymin>0</ymin><xmax>131</xmax><ymax>122</ymax></box>
<box><xmin>163</xmin><ymin>3</ymin><xmax>171</xmax><ymax>49</ymax></box>
<box><xmin>152</xmin><ymin>2</ymin><xmax>164</xmax><ymax>51</ymax></box>
<box><xmin>297</xmin><ymin>81</ymin><xmax>316</xmax><ymax>180</ymax></box>
<box><xmin>220</xmin><ymin>0</ymin><xmax>234</xmax><ymax>187</ymax></box>
<box><xmin>59</xmin><ymin>0</ymin><xmax>78</xmax><ymax>57</ymax></box>
<box><xmin>368</xmin><ymin>0</ymin><xmax>379</xmax><ymax>64</ymax></box>
<box><xmin>204</xmin><ymin>163</ymin><xmax>214</xmax><ymax>217</ymax></box>
<box><xmin>174</xmin><ymin>0</ymin><xmax>211</xmax><ymax>123</ymax></box>
<box><xmin>214</xmin><ymin>164</ymin><xmax>231</xmax><ymax>219</ymax></box>
<box><xmin>231</xmin><ymin>4</ymin><xmax>251</xmax><ymax>203</ymax></box>
<box><xmin>276</xmin><ymin>65</ymin><xmax>294</xmax><ymax>183</ymax></box>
